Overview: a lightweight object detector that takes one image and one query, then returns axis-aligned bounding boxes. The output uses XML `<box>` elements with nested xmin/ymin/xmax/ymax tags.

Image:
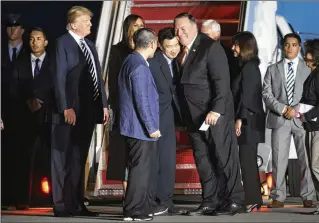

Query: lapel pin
<box><xmin>193</xmin><ymin>49</ymin><xmax>196</xmax><ymax>52</ymax></box>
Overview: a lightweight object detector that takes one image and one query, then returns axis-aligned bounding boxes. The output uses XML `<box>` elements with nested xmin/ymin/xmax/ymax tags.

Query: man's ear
<box><xmin>44</xmin><ymin>40</ymin><xmax>48</xmax><ymax>47</ymax></box>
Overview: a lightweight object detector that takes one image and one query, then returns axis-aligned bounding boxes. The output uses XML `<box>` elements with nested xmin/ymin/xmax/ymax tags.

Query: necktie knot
<box><xmin>288</xmin><ymin>62</ymin><xmax>293</xmax><ymax>68</ymax></box>
<box><xmin>35</xmin><ymin>58</ymin><xmax>40</xmax><ymax>65</ymax></box>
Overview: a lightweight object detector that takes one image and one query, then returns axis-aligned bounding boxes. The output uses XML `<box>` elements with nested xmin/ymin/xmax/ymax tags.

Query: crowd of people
<box><xmin>1</xmin><ymin>5</ymin><xmax>319</xmax><ymax>221</ymax></box>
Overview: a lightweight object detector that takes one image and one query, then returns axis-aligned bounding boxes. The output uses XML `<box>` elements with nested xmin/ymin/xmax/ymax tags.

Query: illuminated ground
<box><xmin>2</xmin><ymin>197</ymin><xmax>318</xmax><ymax>222</ymax></box>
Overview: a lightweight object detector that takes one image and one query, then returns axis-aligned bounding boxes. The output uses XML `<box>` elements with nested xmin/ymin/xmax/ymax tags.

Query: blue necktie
<box><xmin>34</xmin><ymin>58</ymin><xmax>41</xmax><ymax>77</ymax></box>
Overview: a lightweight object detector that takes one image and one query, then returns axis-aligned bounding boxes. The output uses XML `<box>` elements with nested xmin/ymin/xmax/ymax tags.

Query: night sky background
<box><xmin>1</xmin><ymin>1</ymin><xmax>103</xmax><ymax>53</ymax></box>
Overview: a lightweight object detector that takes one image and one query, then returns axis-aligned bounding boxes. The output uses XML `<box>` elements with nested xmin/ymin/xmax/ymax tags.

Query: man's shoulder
<box><xmin>56</xmin><ymin>32</ymin><xmax>72</xmax><ymax>44</ymax></box>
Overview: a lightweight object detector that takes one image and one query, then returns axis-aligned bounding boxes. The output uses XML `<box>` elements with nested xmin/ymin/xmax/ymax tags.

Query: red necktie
<box><xmin>179</xmin><ymin>46</ymin><xmax>188</xmax><ymax>66</ymax></box>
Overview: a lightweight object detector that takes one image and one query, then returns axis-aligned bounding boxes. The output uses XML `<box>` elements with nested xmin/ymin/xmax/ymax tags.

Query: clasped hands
<box><xmin>283</xmin><ymin>106</ymin><xmax>307</xmax><ymax>122</ymax></box>
<box><xmin>283</xmin><ymin>106</ymin><xmax>298</xmax><ymax>120</ymax></box>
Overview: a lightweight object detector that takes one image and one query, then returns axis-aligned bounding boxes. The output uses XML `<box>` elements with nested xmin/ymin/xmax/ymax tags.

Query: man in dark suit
<box><xmin>1</xmin><ymin>14</ymin><xmax>27</xmax><ymax>209</ymax></box>
<box><xmin>11</xmin><ymin>27</ymin><xmax>52</xmax><ymax>210</ymax></box>
<box><xmin>200</xmin><ymin>19</ymin><xmax>240</xmax><ymax>102</ymax></box>
<box><xmin>174</xmin><ymin>13</ymin><xmax>245</xmax><ymax>216</ymax></box>
<box><xmin>118</xmin><ymin>28</ymin><xmax>160</xmax><ymax>221</ymax></box>
<box><xmin>148</xmin><ymin>27</ymin><xmax>182</xmax><ymax>215</ymax></box>
<box><xmin>52</xmin><ymin>6</ymin><xmax>109</xmax><ymax>217</ymax></box>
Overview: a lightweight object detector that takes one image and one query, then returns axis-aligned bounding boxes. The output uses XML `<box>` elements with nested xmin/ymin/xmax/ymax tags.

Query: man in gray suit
<box><xmin>263</xmin><ymin>33</ymin><xmax>315</xmax><ymax>208</ymax></box>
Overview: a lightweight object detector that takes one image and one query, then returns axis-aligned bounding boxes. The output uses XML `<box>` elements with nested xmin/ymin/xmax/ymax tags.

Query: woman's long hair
<box><xmin>122</xmin><ymin>14</ymin><xmax>144</xmax><ymax>48</ymax></box>
<box><xmin>232</xmin><ymin>31</ymin><xmax>260</xmax><ymax>65</ymax></box>
<box><xmin>305</xmin><ymin>38</ymin><xmax>319</xmax><ymax>68</ymax></box>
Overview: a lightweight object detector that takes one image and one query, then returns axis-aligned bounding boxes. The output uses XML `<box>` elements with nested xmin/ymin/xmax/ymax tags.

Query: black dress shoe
<box><xmin>213</xmin><ymin>202</ymin><xmax>246</xmax><ymax>216</ymax></box>
<box><xmin>53</xmin><ymin>210</ymin><xmax>74</xmax><ymax>217</ymax></box>
<box><xmin>186</xmin><ymin>205</ymin><xmax>216</xmax><ymax>216</ymax></box>
<box><xmin>75</xmin><ymin>209</ymin><xmax>99</xmax><ymax>216</ymax></box>
<box><xmin>168</xmin><ymin>206</ymin><xmax>187</xmax><ymax>215</ymax></box>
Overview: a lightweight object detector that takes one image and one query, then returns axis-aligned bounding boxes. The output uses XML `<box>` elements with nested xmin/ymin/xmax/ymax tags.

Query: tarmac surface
<box><xmin>2</xmin><ymin>196</ymin><xmax>319</xmax><ymax>222</ymax></box>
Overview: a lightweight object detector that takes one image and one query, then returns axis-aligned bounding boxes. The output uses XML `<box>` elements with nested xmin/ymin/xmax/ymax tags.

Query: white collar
<box><xmin>31</xmin><ymin>52</ymin><xmax>46</xmax><ymax>62</ymax></box>
<box><xmin>284</xmin><ymin>57</ymin><xmax>299</xmax><ymax>65</ymax></box>
<box><xmin>162</xmin><ymin>52</ymin><xmax>173</xmax><ymax>65</ymax></box>
<box><xmin>68</xmin><ymin>30</ymin><xmax>85</xmax><ymax>43</ymax></box>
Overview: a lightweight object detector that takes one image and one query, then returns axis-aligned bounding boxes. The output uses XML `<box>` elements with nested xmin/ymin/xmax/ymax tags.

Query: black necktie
<box><xmin>79</xmin><ymin>38</ymin><xmax>99</xmax><ymax>100</ymax></box>
<box><xmin>34</xmin><ymin>58</ymin><xmax>41</xmax><ymax>77</ymax></box>
<box><xmin>12</xmin><ymin>47</ymin><xmax>17</xmax><ymax>63</ymax></box>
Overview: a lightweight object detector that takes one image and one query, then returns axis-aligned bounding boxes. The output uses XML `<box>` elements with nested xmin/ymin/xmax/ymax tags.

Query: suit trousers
<box><xmin>271</xmin><ymin>119</ymin><xmax>314</xmax><ymax>202</ymax></box>
<box><xmin>239</xmin><ymin>144</ymin><xmax>263</xmax><ymax>205</ymax></box>
<box><xmin>306</xmin><ymin>131</ymin><xmax>319</xmax><ymax>199</ymax></box>
<box><xmin>188</xmin><ymin>117</ymin><xmax>244</xmax><ymax>208</ymax></box>
<box><xmin>156</xmin><ymin>106</ymin><xmax>176</xmax><ymax>208</ymax></box>
<box><xmin>123</xmin><ymin>137</ymin><xmax>158</xmax><ymax>216</ymax></box>
<box><xmin>51</xmin><ymin>116</ymin><xmax>95</xmax><ymax>213</ymax></box>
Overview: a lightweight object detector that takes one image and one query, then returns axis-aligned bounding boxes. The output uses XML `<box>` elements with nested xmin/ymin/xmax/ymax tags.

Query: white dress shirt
<box><xmin>162</xmin><ymin>53</ymin><xmax>174</xmax><ymax>77</ymax></box>
<box><xmin>284</xmin><ymin>57</ymin><xmax>299</xmax><ymax>83</ymax></box>
<box><xmin>281</xmin><ymin>57</ymin><xmax>300</xmax><ymax>114</ymax></box>
<box><xmin>8</xmin><ymin>41</ymin><xmax>23</xmax><ymax>61</ymax></box>
<box><xmin>31</xmin><ymin>52</ymin><xmax>46</xmax><ymax>78</ymax></box>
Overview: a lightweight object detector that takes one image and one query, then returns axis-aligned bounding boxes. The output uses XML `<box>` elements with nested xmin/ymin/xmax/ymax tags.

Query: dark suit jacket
<box><xmin>108</xmin><ymin>41</ymin><xmax>132</xmax><ymax>113</ymax></box>
<box><xmin>1</xmin><ymin>42</ymin><xmax>27</xmax><ymax>122</ymax></box>
<box><xmin>53</xmin><ymin>32</ymin><xmax>108</xmax><ymax>124</ymax></box>
<box><xmin>149</xmin><ymin>50</ymin><xmax>181</xmax><ymax>118</ymax></box>
<box><xmin>235</xmin><ymin>59</ymin><xmax>265</xmax><ymax>145</ymax></box>
<box><xmin>177</xmin><ymin>33</ymin><xmax>234</xmax><ymax>129</ymax></box>
<box><xmin>14</xmin><ymin>53</ymin><xmax>53</xmax><ymax>105</ymax></box>
<box><xmin>118</xmin><ymin>51</ymin><xmax>159</xmax><ymax>141</ymax></box>
<box><xmin>301</xmin><ymin>68</ymin><xmax>319</xmax><ymax>131</ymax></box>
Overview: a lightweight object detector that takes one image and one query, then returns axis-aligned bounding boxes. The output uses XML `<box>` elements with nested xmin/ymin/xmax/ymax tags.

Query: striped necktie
<box><xmin>286</xmin><ymin>62</ymin><xmax>294</xmax><ymax>105</ymax></box>
<box><xmin>79</xmin><ymin>38</ymin><xmax>99</xmax><ymax>100</ymax></box>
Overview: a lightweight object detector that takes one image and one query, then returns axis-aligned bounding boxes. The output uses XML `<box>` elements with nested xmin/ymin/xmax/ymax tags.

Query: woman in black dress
<box><xmin>106</xmin><ymin>14</ymin><xmax>145</xmax><ymax>197</ymax></box>
<box><xmin>232</xmin><ymin>31</ymin><xmax>265</xmax><ymax>212</ymax></box>
<box><xmin>300</xmin><ymin>39</ymin><xmax>319</xmax><ymax>209</ymax></box>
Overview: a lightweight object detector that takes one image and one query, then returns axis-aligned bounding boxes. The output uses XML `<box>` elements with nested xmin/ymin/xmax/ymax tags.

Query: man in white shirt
<box><xmin>263</xmin><ymin>33</ymin><xmax>315</xmax><ymax>208</ymax></box>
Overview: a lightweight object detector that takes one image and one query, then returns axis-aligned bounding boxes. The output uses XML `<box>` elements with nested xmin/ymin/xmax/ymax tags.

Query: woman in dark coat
<box><xmin>300</xmin><ymin>39</ymin><xmax>319</xmax><ymax>210</ymax></box>
<box><xmin>232</xmin><ymin>31</ymin><xmax>265</xmax><ymax>212</ymax></box>
<box><xmin>106</xmin><ymin>14</ymin><xmax>145</xmax><ymax>196</ymax></box>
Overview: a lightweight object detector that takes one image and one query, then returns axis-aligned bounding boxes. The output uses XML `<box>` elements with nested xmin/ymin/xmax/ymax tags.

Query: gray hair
<box><xmin>133</xmin><ymin>28</ymin><xmax>157</xmax><ymax>49</ymax></box>
<box><xmin>202</xmin><ymin>19</ymin><xmax>221</xmax><ymax>32</ymax></box>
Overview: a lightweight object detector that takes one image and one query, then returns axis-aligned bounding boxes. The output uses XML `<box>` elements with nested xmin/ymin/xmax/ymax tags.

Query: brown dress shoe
<box><xmin>303</xmin><ymin>200</ymin><xmax>316</xmax><ymax>208</ymax></box>
<box><xmin>267</xmin><ymin>200</ymin><xmax>284</xmax><ymax>208</ymax></box>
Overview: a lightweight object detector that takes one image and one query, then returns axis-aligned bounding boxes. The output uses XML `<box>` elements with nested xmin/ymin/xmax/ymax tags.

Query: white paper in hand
<box><xmin>299</xmin><ymin>103</ymin><xmax>317</xmax><ymax>121</ymax></box>
<box><xmin>199</xmin><ymin>121</ymin><xmax>210</xmax><ymax>131</ymax></box>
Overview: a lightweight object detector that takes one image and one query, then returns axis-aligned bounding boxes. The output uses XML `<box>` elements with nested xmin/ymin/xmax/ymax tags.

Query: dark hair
<box><xmin>133</xmin><ymin>28</ymin><xmax>156</xmax><ymax>49</ymax></box>
<box><xmin>304</xmin><ymin>38</ymin><xmax>319</xmax><ymax>68</ymax></box>
<box><xmin>174</xmin><ymin>13</ymin><xmax>196</xmax><ymax>25</ymax></box>
<box><xmin>283</xmin><ymin>33</ymin><xmax>302</xmax><ymax>46</ymax></box>
<box><xmin>158</xmin><ymin>27</ymin><xmax>175</xmax><ymax>45</ymax></box>
<box><xmin>122</xmin><ymin>14</ymin><xmax>144</xmax><ymax>47</ymax></box>
<box><xmin>232</xmin><ymin>31</ymin><xmax>260</xmax><ymax>64</ymax></box>
<box><xmin>29</xmin><ymin>27</ymin><xmax>47</xmax><ymax>39</ymax></box>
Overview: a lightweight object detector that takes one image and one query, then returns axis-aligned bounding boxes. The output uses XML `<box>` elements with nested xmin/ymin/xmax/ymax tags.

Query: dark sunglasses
<box><xmin>304</xmin><ymin>58</ymin><xmax>314</xmax><ymax>62</ymax></box>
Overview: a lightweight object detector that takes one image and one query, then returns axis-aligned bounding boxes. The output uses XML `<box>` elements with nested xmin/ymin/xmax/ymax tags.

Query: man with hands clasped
<box><xmin>263</xmin><ymin>33</ymin><xmax>315</xmax><ymax>208</ymax></box>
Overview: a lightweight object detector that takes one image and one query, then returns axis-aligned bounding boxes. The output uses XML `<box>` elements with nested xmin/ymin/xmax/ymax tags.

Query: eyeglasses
<box><xmin>304</xmin><ymin>58</ymin><xmax>314</xmax><ymax>62</ymax></box>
